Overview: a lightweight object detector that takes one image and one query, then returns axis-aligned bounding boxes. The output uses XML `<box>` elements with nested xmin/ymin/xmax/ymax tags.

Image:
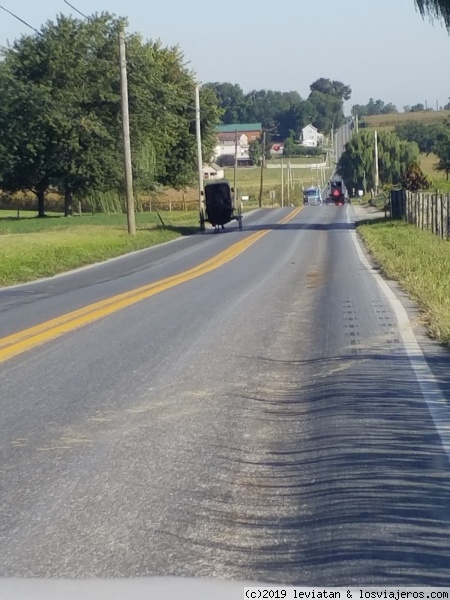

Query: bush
<box><xmin>284</xmin><ymin>146</ymin><xmax>325</xmax><ymax>157</ymax></box>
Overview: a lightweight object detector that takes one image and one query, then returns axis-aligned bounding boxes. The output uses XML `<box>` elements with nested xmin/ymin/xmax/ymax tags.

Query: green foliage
<box><xmin>415</xmin><ymin>0</ymin><xmax>450</xmax><ymax>28</ymax></box>
<box><xmin>395</xmin><ymin>121</ymin><xmax>447</xmax><ymax>154</ymax></box>
<box><xmin>434</xmin><ymin>132</ymin><xmax>450</xmax><ymax>179</ymax></box>
<box><xmin>358</xmin><ymin>219</ymin><xmax>450</xmax><ymax>344</ymax></box>
<box><xmin>338</xmin><ymin>130</ymin><xmax>419</xmax><ymax>191</ymax></box>
<box><xmin>249</xmin><ymin>139</ymin><xmax>262</xmax><ymax>166</ymax></box>
<box><xmin>310</xmin><ymin>78</ymin><xmax>352</xmax><ymax>101</ymax></box>
<box><xmin>283</xmin><ymin>142</ymin><xmax>324</xmax><ymax>157</ymax></box>
<box><xmin>0</xmin><ymin>13</ymin><xmax>221</xmax><ymax>216</ymax></box>
<box><xmin>352</xmin><ymin>98</ymin><xmax>398</xmax><ymax>117</ymax></box>
<box><xmin>400</xmin><ymin>162</ymin><xmax>430</xmax><ymax>191</ymax></box>
<box><xmin>0</xmin><ymin>211</ymin><xmax>200</xmax><ymax>286</ymax></box>
<box><xmin>206</xmin><ymin>77</ymin><xmax>351</xmax><ymax>140</ymax></box>
<box><xmin>248</xmin><ymin>132</ymin><xmax>272</xmax><ymax>165</ymax></box>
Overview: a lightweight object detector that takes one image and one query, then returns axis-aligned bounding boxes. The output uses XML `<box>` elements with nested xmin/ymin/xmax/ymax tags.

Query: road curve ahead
<box><xmin>1</xmin><ymin>205</ymin><xmax>450</xmax><ymax>586</ymax></box>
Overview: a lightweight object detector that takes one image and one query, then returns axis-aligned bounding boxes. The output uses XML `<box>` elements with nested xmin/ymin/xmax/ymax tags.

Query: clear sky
<box><xmin>1</xmin><ymin>0</ymin><xmax>449</xmax><ymax>111</ymax></box>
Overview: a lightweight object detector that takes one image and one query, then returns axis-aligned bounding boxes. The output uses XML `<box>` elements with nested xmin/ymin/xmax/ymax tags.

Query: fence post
<box><xmin>447</xmin><ymin>195</ymin><xmax>450</xmax><ymax>240</ymax></box>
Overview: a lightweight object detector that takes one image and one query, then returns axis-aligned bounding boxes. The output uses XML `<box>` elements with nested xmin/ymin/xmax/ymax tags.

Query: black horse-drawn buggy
<box><xmin>200</xmin><ymin>180</ymin><xmax>243</xmax><ymax>233</ymax></box>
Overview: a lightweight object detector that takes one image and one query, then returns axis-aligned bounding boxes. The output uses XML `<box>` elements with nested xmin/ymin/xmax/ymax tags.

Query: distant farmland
<box><xmin>362</xmin><ymin>111</ymin><xmax>450</xmax><ymax>131</ymax></box>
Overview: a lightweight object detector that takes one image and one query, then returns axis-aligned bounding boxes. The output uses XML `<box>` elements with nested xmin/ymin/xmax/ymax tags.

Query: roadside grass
<box><xmin>266</xmin><ymin>156</ymin><xmax>325</xmax><ymax>165</ymax></box>
<box><xmin>0</xmin><ymin>210</ymin><xmax>201</xmax><ymax>286</ymax></box>
<box><xmin>225</xmin><ymin>165</ymin><xmax>333</xmax><ymax>202</ymax></box>
<box><xmin>358</xmin><ymin>219</ymin><xmax>450</xmax><ymax>345</ymax></box>
<box><xmin>418</xmin><ymin>153</ymin><xmax>450</xmax><ymax>193</ymax></box>
<box><xmin>0</xmin><ymin>210</ymin><xmax>199</xmax><ymax>235</ymax></box>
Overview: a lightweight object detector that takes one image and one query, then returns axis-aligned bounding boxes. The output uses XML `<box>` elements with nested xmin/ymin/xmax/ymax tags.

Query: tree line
<box><xmin>338</xmin><ymin>117</ymin><xmax>450</xmax><ymax>193</ymax></box>
<box><xmin>0</xmin><ymin>12</ymin><xmax>221</xmax><ymax>216</ymax></box>
<box><xmin>205</xmin><ymin>77</ymin><xmax>352</xmax><ymax>142</ymax></box>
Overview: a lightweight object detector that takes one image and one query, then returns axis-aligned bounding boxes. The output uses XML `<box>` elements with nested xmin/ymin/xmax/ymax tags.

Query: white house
<box><xmin>203</xmin><ymin>163</ymin><xmax>224</xmax><ymax>180</ymax></box>
<box><xmin>213</xmin><ymin>133</ymin><xmax>250</xmax><ymax>160</ymax></box>
<box><xmin>301</xmin><ymin>124</ymin><xmax>324</xmax><ymax>148</ymax></box>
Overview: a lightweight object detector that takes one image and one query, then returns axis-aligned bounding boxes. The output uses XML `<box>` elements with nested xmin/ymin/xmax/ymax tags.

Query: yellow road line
<box><xmin>0</xmin><ymin>206</ymin><xmax>303</xmax><ymax>363</ymax></box>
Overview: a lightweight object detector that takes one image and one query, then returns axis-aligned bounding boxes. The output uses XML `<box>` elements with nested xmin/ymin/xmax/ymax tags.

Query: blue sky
<box><xmin>1</xmin><ymin>0</ymin><xmax>449</xmax><ymax>111</ymax></box>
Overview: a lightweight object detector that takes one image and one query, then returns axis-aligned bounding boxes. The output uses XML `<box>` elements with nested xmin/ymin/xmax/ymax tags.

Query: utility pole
<box><xmin>119</xmin><ymin>29</ymin><xmax>136</xmax><ymax>235</ymax></box>
<box><xmin>195</xmin><ymin>84</ymin><xmax>204</xmax><ymax>217</ymax></box>
<box><xmin>281</xmin><ymin>157</ymin><xmax>284</xmax><ymax>208</ymax></box>
<box><xmin>331</xmin><ymin>127</ymin><xmax>334</xmax><ymax>163</ymax></box>
<box><xmin>356</xmin><ymin>113</ymin><xmax>359</xmax><ymax>134</ymax></box>
<box><xmin>258</xmin><ymin>130</ymin><xmax>266</xmax><ymax>208</ymax></box>
<box><xmin>287</xmin><ymin>161</ymin><xmax>290</xmax><ymax>204</ymax></box>
<box><xmin>374</xmin><ymin>130</ymin><xmax>379</xmax><ymax>196</ymax></box>
<box><xmin>233</xmin><ymin>129</ymin><xmax>238</xmax><ymax>209</ymax></box>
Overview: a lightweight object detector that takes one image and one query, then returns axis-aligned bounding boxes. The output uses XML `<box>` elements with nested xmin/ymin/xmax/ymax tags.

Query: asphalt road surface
<box><xmin>1</xmin><ymin>203</ymin><xmax>450</xmax><ymax>586</ymax></box>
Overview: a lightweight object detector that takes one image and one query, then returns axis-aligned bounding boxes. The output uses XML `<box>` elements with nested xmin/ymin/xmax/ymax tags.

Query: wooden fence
<box><xmin>390</xmin><ymin>189</ymin><xmax>450</xmax><ymax>240</ymax></box>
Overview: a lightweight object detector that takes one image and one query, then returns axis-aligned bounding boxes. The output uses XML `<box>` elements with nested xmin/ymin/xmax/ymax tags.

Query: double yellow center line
<box><xmin>0</xmin><ymin>207</ymin><xmax>303</xmax><ymax>364</ymax></box>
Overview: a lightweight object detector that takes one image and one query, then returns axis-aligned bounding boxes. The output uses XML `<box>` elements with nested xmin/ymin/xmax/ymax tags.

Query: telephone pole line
<box><xmin>119</xmin><ymin>29</ymin><xmax>136</xmax><ymax>235</ymax></box>
<box><xmin>195</xmin><ymin>84</ymin><xmax>204</xmax><ymax>217</ymax></box>
<box><xmin>233</xmin><ymin>129</ymin><xmax>238</xmax><ymax>209</ymax></box>
<box><xmin>374</xmin><ymin>130</ymin><xmax>379</xmax><ymax>196</ymax></box>
<box><xmin>258</xmin><ymin>131</ymin><xmax>266</xmax><ymax>208</ymax></box>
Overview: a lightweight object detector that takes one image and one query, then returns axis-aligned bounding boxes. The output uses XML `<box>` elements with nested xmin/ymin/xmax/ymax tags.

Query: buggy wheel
<box><xmin>199</xmin><ymin>211</ymin><xmax>206</xmax><ymax>233</ymax></box>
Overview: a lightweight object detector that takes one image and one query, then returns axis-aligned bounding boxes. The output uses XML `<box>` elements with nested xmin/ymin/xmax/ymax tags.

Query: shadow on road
<box><xmin>167</xmin><ymin>349</ymin><xmax>450</xmax><ymax>585</ymax></box>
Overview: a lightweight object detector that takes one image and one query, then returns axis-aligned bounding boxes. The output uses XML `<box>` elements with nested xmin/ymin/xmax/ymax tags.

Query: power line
<box><xmin>62</xmin><ymin>0</ymin><xmax>90</xmax><ymax>20</ymax></box>
<box><xmin>0</xmin><ymin>4</ymin><xmax>43</xmax><ymax>36</ymax></box>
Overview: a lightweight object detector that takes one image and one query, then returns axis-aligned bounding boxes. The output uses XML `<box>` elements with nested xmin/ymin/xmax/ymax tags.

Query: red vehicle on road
<box><xmin>328</xmin><ymin>180</ymin><xmax>346</xmax><ymax>206</ymax></box>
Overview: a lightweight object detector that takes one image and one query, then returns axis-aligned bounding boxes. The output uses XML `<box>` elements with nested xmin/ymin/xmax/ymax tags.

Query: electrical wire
<box><xmin>62</xmin><ymin>0</ymin><xmax>90</xmax><ymax>21</ymax></box>
<box><xmin>0</xmin><ymin>3</ymin><xmax>43</xmax><ymax>36</ymax></box>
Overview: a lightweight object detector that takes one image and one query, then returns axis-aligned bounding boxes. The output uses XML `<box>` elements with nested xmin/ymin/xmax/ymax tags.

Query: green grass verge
<box><xmin>0</xmin><ymin>210</ymin><xmax>200</xmax><ymax>287</ymax></box>
<box><xmin>358</xmin><ymin>219</ymin><xmax>450</xmax><ymax>345</ymax></box>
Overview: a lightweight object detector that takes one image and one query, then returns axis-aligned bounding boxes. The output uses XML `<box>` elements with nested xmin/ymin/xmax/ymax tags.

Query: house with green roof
<box><xmin>216</xmin><ymin>123</ymin><xmax>262</xmax><ymax>141</ymax></box>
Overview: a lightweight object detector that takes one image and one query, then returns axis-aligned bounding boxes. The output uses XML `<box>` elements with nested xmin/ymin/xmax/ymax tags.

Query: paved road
<box><xmin>1</xmin><ymin>204</ymin><xmax>450</xmax><ymax>586</ymax></box>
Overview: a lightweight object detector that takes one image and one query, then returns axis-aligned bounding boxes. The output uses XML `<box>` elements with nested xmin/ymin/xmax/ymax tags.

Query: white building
<box><xmin>301</xmin><ymin>124</ymin><xmax>324</xmax><ymax>148</ymax></box>
<box><xmin>203</xmin><ymin>163</ymin><xmax>224</xmax><ymax>180</ymax></box>
<box><xmin>213</xmin><ymin>133</ymin><xmax>250</xmax><ymax>161</ymax></box>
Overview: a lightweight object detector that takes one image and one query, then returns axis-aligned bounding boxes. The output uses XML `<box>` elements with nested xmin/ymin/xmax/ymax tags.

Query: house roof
<box><xmin>203</xmin><ymin>163</ymin><xmax>223</xmax><ymax>172</ymax></box>
<box><xmin>302</xmin><ymin>124</ymin><xmax>317</xmax><ymax>131</ymax></box>
<box><xmin>218</xmin><ymin>132</ymin><xmax>246</xmax><ymax>142</ymax></box>
<box><xmin>216</xmin><ymin>123</ymin><xmax>262</xmax><ymax>133</ymax></box>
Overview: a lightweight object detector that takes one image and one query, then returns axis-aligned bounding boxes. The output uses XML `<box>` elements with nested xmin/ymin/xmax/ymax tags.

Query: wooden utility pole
<box><xmin>258</xmin><ymin>131</ymin><xmax>266</xmax><ymax>208</ymax></box>
<box><xmin>374</xmin><ymin>130</ymin><xmax>379</xmax><ymax>195</ymax></box>
<box><xmin>233</xmin><ymin>129</ymin><xmax>238</xmax><ymax>209</ymax></box>
<box><xmin>119</xmin><ymin>29</ymin><xmax>136</xmax><ymax>235</ymax></box>
<box><xmin>281</xmin><ymin>158</ymin><xmax>284</xmax><ymax>208</ymax></box>
<box><xmin>195</xmin><ymin>84</ymin><xmax>204</xmax><ymax>217</ymax></box>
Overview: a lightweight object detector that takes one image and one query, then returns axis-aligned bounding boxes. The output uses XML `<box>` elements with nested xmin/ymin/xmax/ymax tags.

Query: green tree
<box><xmin>415</xmin><ymin>0</ymin><xmax>450</xmax><ymax>28</ymax></box>
<box><xmin>0</xmin><ymin>13</ymin><xmax>221</xmax><ymax>216</ymax></box>
<box><xmin>0</xmin><ymin>69</ymin><xmax>56</xmax><ymax>217</ymax></box>
<box><xmin>434</xmin><ymin>132</ymin><xmax>450</xmax><ymax>179</ymax></box>
<box><xmin>203</xmin><ymin>82</ymin><xmax>246</xmax><ymax>124</ymax></box>
<box><xmin>352</xmin><ymin>99</ymin><xmax>398</xmax><ymax>117</ymax></box>
<box><xmin>401</xmin><ymin>162</ymin><xmax>430</xmax><ymax>190</ymax></box>
<box><xmin>310</xmin><ymin>78</ymin><xmax>352</xmax><ymax>101</ymax></box>
<box><xmin>338</xmin><ymin>130</ymin><xmax>419</xmax><ymax>191</ymax></box>
<box><xmin>249</xmin><ymin>139</ymin><xmax>262</xmax><ymax>165</ymax></box>
<box><xmin>395</xmin><ymin>121</ymin><xmax>447</xmax><ymax>154</ymax></box>
<box><xmin>308</xmin><ymin>78</ymin><xmax>352</xmax><ymax>133</ymax></box>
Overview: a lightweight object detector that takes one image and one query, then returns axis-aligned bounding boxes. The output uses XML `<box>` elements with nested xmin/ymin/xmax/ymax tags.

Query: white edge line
<box><xmin>347</xmin><ymin>204</ymin><xmax>450</xmax><ymax>462</ymax></box>
<box><xmin>1</xmin><ymin>209</ymin><xmax>262</xmax><ymax>292</ymax></box>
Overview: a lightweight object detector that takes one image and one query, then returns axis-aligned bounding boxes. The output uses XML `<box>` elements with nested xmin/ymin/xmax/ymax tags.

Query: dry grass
<box><xmin>363</xmin><ymin>111</ymin><xmax>450</xmax><ymax>129</ymax></box>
